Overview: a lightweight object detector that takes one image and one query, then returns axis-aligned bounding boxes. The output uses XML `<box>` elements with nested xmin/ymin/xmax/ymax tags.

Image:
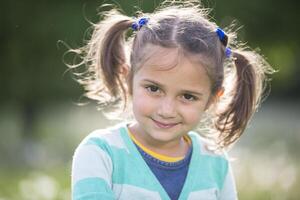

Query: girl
<box><xmin>70</xmin><ymin>1</ymin><xmax>275</xmax><ymax>199</ymax></box>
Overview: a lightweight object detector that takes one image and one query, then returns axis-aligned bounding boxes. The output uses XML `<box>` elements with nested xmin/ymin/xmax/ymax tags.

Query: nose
<box><xmin>157</xmin><ymin>97</ymin><xmax>177</xmax><ymax>119</ymax></box>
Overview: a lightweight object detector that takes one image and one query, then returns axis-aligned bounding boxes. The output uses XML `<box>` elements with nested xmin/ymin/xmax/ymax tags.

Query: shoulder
<box><xmin>188</xmin><ymin>131</ymin><xmax>231</xmax><ymax>177</ymax></box>
<box><xmin>72</xmin><ymin>122</ymin><xmax>131</xmax><ymax>168</ymax></box>
<box><xmin>75</xmin><ymin>122</ymin><xmax>129</xmax><ymax>152</ymax></box>
<box><xmin>188</xmin><ymin>131</ymin><xmax>229</xmax><ymax>160</ymax></box>
<box><xmin>71</xmin><ymin>122</ymin><xmax>129</xmax><ymax>186</ymax></box>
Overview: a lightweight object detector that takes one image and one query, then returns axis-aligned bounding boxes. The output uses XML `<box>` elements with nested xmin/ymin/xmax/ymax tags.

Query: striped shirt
<box><xmin>131</xmin><ymin>130</ymin><xmax>193</xmax><ymax>200</ymax></box>
<box><xmin>72</xmin><ymin>122</ymin><xmax>238</xmax><ymax>200</ymax></box>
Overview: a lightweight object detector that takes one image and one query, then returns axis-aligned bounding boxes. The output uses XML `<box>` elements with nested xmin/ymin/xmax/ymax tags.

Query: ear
<box><xmin>125</xmin><ymin>66</ymin><xmax>134</xmax><ymax>96</ymax></box>
<box><xmin>119</xmin><ymin>63</ymin><xmax>129</xmax><ymax>76</ymax></box>
<box><xmin>204</xmin><ymin>87</ymin><xmax>224</xmax><ymax>110</ymax></box>
<box><xmin>216</xmin><ymin>87</ymin><xmax>225</xmax><ymax>98</ymax></box>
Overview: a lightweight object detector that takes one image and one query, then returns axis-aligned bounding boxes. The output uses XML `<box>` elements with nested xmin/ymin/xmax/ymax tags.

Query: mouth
<box><xmin>151</xmin><ymin>118</ymin><xmax>180</xmax><ymax>129</ymax></box>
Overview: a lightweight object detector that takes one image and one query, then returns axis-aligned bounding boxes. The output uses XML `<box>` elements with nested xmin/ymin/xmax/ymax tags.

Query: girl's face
<box><xmin>130</xmin><ymin>45</ymin><xmax>213</xmax><ymax>149</ymax></box>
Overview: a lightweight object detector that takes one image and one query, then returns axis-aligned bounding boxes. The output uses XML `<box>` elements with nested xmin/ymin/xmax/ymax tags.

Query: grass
<box><xmin>0</xmin><ymin>167</ymin><xmax>70</xmax><ymax>200</ymax></box>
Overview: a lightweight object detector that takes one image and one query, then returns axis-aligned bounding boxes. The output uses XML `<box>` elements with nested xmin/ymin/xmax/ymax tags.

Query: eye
<box><xmin>145</xmin><ymin>85</ymin><xmax>160</xmax><ymax>93</ymax></box>
<box><xmin>182</xmin><ymin>93</ymin><xmax>198</xmax><ymax>101</ymax></box>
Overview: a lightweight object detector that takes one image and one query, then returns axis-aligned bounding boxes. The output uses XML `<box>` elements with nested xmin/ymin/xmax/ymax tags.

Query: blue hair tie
<box><xmin>216</xmin><ymin>28</ymin><xmax>225</xmax><ymax>41</ymax></box>
<box><xmin>216</xmin><ymin>28</ymin><xmax>231</xmax><ymax>58</ymax></box>
<box><xmin>216</xmin><ymin>27</ymin><xmax>228</xmax><ymax>46</ymax></box>
<box><xmin>225</xmin><ymin>47</ymin><xmax>232</xmax><ymax>58</ymax></box>
<box><xmin>131</xmin><ymin>17</ymin><xmax>149</xmax><ymax>31</ymax></box>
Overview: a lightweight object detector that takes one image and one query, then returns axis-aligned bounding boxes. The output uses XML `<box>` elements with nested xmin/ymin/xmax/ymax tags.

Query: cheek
<box><xmin>180</xmin><ymin>106</ymin><xmax>205</xmax><ymax>125</ymax></box>
<box><xmin>132</xmin><ymin>88</ymin><xmax>155</xmax><ymax>116</ymax></box>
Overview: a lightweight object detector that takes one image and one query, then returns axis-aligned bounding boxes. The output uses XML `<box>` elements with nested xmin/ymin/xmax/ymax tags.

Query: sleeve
<box><xmin>219</xmin><ymin>162</ymin><xmax>238</xmax><ymax>200</ymax></box>
<box><xmin>71</xmin><ymin>141</ymin><xmax>116</xmax><ymax>200</ymax></box>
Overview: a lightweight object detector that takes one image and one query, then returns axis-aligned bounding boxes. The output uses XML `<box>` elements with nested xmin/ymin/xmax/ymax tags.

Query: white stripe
<box><xmin>72</xmin><ymin>144</ymin><xmax>113</xmax><ymax>187</ymax></box>
<box><xmin>89</xmin><ymin>127</ymin><xmax>129</xmax><ymax>151</ymax></box>
<box><xmin>218</xmin><ymin>163</ymin><xmax>238</xmax><ymax>200</ymax></box>
<box><xmin>188</xmin><ymin>188</ymin><xmax>218</xmax><ymax>200</ymax></box>
<box><xmin>113</xmin><ymin>184</ymin><xmax>162</xmax><ymax>200</ymax></box>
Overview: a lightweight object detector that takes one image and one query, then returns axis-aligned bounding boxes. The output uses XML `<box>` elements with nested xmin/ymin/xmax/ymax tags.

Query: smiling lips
<box><xmin>152</xmin><ymin>119</ymin><xmax>179</xmax><ymax>129</ymax></box>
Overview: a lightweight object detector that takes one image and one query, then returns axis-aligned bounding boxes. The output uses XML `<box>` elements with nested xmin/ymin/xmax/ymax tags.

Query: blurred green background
<box><xmin>1</xmin><ymin>0</ymin><xmax>300</xmax><ymax>199</ymax></box>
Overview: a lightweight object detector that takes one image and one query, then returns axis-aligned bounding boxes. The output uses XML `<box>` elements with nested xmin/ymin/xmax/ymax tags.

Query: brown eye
<box><xmin>146</xmin><ymin>85</ymin><xmax>160</xmax><ymax>93</ymax></box>
<box><xmin>183</xmin><ymin>94</ymin><xmax>197</xmax><ymax>101</ymax></box>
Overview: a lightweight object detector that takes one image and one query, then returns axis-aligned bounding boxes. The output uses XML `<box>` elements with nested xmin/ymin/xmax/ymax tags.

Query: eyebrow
<box><xmin>142</xmin><ymin>79</ymin><xmax>204</xmax><ymax>96</ymax></box>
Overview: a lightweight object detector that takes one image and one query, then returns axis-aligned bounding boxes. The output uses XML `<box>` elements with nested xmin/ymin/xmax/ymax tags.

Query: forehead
<box><xmin>134</xmin><ymin>45</ymin><xmax>212</xmax><ymax>91</ymax></box>
<box><xmin>137</xmin><ymin>44</ymin><xmax>212</xmax><ymax>72</ymax></box>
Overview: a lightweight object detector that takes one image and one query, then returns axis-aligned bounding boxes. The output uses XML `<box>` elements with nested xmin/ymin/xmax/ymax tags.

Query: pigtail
<box><xmin>215</xmin><ymin>49</ymin><xmax>274</xmax><ymax>148</ymax></box>
<box><xmin>99</xmin><ymin>13</ymin><xmax>133</xmax><ymax>97</ymax></box>
<box><xmin>68</xmin><ymin>9</ymin><xmax>134</xmax><ymax>110</ymax></box>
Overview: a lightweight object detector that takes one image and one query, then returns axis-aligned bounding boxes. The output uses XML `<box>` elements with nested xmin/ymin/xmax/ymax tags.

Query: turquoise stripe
<box><xmin>196</xmin><ymin>155</ymin><xmax>228</xmax><ymax>189</ymax></box>
<box><xmin>208</xmin><ymin>155</ymin><xmax>228</xmax><ymax>189</ymax></box>
<box><xmin>85</xmin><ymin>137</ymin><xmax>113</xmax><ymax>154</ymax></box>
<box><xmin>73</xmin><ymin>177</ymin><xmax>115</xmax><ymax>200</ymax></box>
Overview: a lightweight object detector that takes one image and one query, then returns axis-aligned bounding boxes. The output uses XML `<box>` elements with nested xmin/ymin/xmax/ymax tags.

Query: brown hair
<box><xmin>66</xmin><ymin>1</ymin><xmax>275</xmax><ymax>149</ymax></box>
